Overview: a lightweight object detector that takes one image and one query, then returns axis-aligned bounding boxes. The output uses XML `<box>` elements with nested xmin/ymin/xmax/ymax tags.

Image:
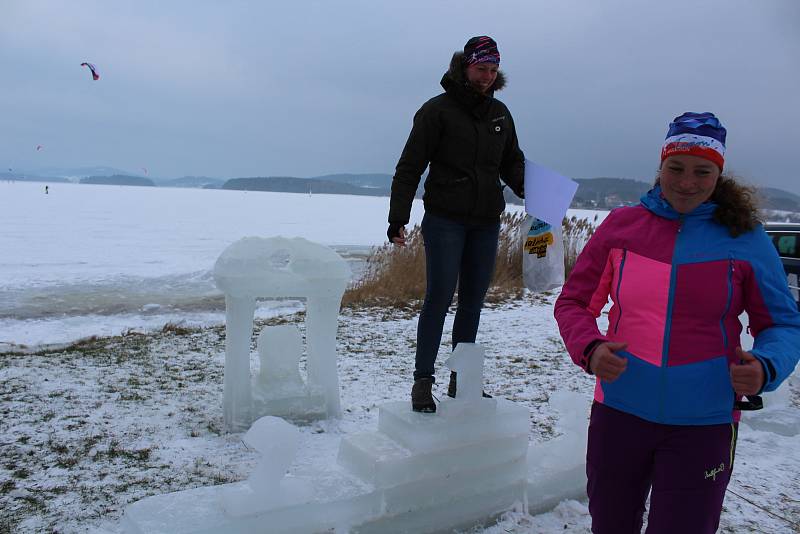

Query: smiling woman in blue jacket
<box><xmin>554</xmin><ymin>112</ymin><xmax>800</xmax><ymax>533</ymax></box>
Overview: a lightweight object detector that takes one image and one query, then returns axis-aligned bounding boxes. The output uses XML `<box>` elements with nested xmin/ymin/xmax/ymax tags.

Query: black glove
<box><xmin>387</xmin><ymin>223</ymin><xmax>403</xmax><ymax>243</ymax></box>
<box><xmin>514</xmin><ymin>181</ymin><xmax>524</xmax><ymax>199</ymax></box>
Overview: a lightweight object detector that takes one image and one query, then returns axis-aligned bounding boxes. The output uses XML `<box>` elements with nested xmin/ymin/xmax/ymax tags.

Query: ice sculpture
<box><xmin>742</xmin><ymin>369</ymin><xmax>800</xmax><ymax>437</ymax></box>
<box><xmin>220</xmin><ymin>416</ymin><xmax>313</xmax><ymax>517</ymax></box>
<box><xmin>445</xmin><ymin>343</ymin><xmax>484</xmax><ymax>401</ymax></box>
<box><xmin>213</xmin><ymin>236</ymin><xmax>351</xmax><ymax>430</ymax></box>
<box><xmin>739</xmin><ymin>313</ymin><xmax>799</xmax><ymax>436</ymax></box>
<box><xmin>121</xmin><ymin>415</ymin><xmax>376</xmax><ymax>534</ymax></box>
<box><xmin>252</xmin><ymin>326</ymin><xmax>326</xmax><ymax>422</ymax></box>
<box><xmin>337</xmin><ymin>343</ymin><xmax>531</xmax><ymax>531</ymax></box>
<box><xmin>121</xmin><ymin>345</ymin><xmax>593</xmax><ymax>533</ymax></box>
<box><xmin>526</xmin><ymin>390</ymin><xmax>590</xmax><ymax>514</ymax></box>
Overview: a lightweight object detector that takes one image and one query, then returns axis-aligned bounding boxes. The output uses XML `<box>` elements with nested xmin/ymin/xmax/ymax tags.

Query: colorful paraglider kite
<box><xmin>80</xmin><ymin>62</ymin><xmax>100</xmax><ymax>81</ymax></box>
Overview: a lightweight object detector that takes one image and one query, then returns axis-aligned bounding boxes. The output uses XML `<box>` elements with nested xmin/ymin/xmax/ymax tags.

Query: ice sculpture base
<box><xmin>122</xmin><ymin>472</ymin><xmax>377</xmax><ymax>534</ymax></box>
<box><xmin>123</xmin><ymin>394</ymin><xmax>594</xmax><ymax>534</ymax></box>
<box><xmin>251</xmin><ymin>382</ymin><xmax>328</xmax><ymax>423</ymax></box>
<box><xmin>743</xmin><ymin>407</ymin><xmax>800</xmax><ymax>437</ymax></box>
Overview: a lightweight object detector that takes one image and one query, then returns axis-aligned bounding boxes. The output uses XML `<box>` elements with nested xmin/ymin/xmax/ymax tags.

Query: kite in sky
<box><xmin>35</xmin><ymin>145</ymin><xmax>43</xmax><ymax>151</ymax></box>
<box><xmin>141</xmin><ymin>167</ymin><xmax>148</xmax><ymax>176</ymax></box>
<box><xmin>80</xmin><ymin>62</ymin><xmax>100</xmax><ymax>81</ymax></box>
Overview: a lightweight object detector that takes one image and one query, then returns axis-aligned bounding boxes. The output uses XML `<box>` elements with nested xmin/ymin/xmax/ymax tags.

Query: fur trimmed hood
<box><xmin>445</xmin><ymin>51</ymin><xmax>507</xmax><ymax>93</ymax></box>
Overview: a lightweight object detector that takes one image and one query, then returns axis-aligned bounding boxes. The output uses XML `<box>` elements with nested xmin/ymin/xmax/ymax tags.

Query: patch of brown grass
<box><xmin>342</xmin><ymin>224</ymin><xmax>427</xmax><ymax>308</ymax></box>
<box><xmin>562</xmin><ymin>214</ymin><xmax>598</xmax><ymax>276</ymax></box>
<box><xmin>342</xmin><ymin>211</ymin><xmax>598</xmax><ymax>309</ymax></box>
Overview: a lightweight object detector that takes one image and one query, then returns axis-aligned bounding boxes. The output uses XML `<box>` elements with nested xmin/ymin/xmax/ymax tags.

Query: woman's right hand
<box><xmin>387</xmin><ymin>223</ymin><xmax>406</xmax><ymax>247</ymax></box>
<box><xmin>589</xmin><ymin>342</ymin><xmax>629</xmax><ymax>382</ymax></box>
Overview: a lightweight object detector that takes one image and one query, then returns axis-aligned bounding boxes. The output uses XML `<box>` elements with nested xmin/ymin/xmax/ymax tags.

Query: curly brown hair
<box><xmin>710</xmin><ymin>174</ymin><xmax>761</xmax><ymax>237</ymax></box>
<box><xmin>655</xmin><ymin>173</ymin><xmax>761</xmax><ymax>237</ymax></box>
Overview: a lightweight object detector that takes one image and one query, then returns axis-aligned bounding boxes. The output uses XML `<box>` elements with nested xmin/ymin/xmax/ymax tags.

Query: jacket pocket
<box><xmin>424</xmin><ymin>171</ymin><xmax>474</xmax><ymax>216</ymax></box>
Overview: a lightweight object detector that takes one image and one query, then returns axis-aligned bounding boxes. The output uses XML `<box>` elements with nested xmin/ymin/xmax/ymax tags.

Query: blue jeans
<box><xmin>414</xmin><ymin>213</ymin><xmax>500</xmax><ymax>380</ymax></box>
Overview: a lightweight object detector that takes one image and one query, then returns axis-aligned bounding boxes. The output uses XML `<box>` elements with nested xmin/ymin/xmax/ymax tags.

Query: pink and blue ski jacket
<box><xmin>555</xmin><ymin>186</ymin><xmax>800</xmax><ymax>425</ymax></box>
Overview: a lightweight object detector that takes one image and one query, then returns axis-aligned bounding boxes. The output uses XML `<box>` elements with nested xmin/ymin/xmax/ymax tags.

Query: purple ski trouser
<box><xmin>586</xmin><ymin>402</ymin><xmax>738</xmax><ymax>534</ymax></box>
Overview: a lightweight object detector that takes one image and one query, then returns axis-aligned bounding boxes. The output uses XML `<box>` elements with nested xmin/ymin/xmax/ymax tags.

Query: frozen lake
<box><xmin>0</xmin><ymin>181</ymin><xmax>607</xmax><ymax>347</ymax></box>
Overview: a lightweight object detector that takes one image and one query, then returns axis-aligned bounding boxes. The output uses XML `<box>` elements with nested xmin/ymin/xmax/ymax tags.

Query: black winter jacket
<box><xmin>388</xmin><ymin>52</ymin><xmax>525</xmax><ymax>226</ymax></box>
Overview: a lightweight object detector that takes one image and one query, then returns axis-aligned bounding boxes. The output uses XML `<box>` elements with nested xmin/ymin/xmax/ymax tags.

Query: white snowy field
<box><xmin>1</xmin><ymin>181</ymin><xmax>797</xmax><ymax>533</ymax></box>
<box><xmin>0</xmin><ymin>181</ymin><xmax>426</xmax><ymax>349</ymax></box>
<box><xmin>0</xmin><ymin>181</ymin><xmax>607</xmax><ymax>350</ymax></box>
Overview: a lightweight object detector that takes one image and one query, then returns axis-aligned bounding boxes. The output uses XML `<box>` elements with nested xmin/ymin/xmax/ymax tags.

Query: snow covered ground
<box><xmin>1</xmin><ymin>297</ymin><xmax>798</xmax><ymax>533</ymax></box>
<box><xmin>1</xmin><ymin>181</ymin><xmax>798</xmax><ymax>533</ymax></box>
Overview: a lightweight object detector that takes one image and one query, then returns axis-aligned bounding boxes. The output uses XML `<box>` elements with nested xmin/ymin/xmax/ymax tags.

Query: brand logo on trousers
<box><xmin>704</xmin><ymin>463</ymin><xmax>725</xmax><ymax>481</ymax></box>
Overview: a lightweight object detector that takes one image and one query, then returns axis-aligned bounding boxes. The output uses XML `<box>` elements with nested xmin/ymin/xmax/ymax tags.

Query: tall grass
<box><xmin>562</xmin><ymin>214</ymin><xmax>598</xmax><ymax>276</ymax></box>
<box><xmin>341</xmin><ymin>212</ymin><xmax>597</xmax><ymax>308</ymax></box>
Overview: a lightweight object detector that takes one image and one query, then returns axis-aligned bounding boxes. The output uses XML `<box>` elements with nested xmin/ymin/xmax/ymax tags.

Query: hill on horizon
<box><xmin>11</xmin><ymin>168</ymin><xmax>798</xmax><ymax>213</ymax></box>
<box><xmin>222</xmin><ymin>176</ymin><xmax>391</xmax><ymax>196</ymax></box>
<box><xmin>154</xmin><ymin>176</ymin><xmax>225</xmax><ymax>188</ymax></box>
<box><xmin>80</xmin><ymin>175</ymin><xmax>156</xmax><ymax>187</ymax></box>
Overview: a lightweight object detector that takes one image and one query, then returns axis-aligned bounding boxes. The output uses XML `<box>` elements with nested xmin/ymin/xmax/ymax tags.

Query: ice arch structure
<box><xmin>214</xmin><ymin>236</ymin><xmax>351</xmax><ymax>431</ymax></box>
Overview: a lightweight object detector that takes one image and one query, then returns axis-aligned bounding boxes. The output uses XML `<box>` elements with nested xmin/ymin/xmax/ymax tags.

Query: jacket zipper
<box><xmin>659</xmin><ymin>217</ymin><xmax>684</xmax><ymax>421</ymax></box>
<box><xmin>614</xmin><ymin>249</ymin><xmax>628</xmax><ymax>334</ymax></box>
<box><xmin>720</xmin><ymin>255</ymin><xmax>734</xmax><ymax>348</ymax></box>
<box><xmin>469</xmin><ymin>120</ymin><xmax>481</xmax><ymax>215</ymax></box>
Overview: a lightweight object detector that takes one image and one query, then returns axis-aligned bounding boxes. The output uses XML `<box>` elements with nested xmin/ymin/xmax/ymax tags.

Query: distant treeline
<box><xmin>81</xmin><ymin>175</ymin><xmax>156</xmax><ymax>187</ymax></box>
<box><xmin>222</xmin><ymin>176</ymin><xmax>392</xmax><ymax>196</ymax></box>
<box><xmin>3</xmin><ymin>171</ymin><xmax>798</xmax><ymax>212</ymax></box>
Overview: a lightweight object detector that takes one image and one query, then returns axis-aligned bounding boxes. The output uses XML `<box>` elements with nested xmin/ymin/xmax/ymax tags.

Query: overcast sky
<box><xmin>1</xmin><ymin>0</ymin><xmax>798</xmax><ymax>193</ymax></box>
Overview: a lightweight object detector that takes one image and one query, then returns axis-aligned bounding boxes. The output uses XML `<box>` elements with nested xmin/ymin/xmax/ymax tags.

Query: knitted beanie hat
<box><xmin>463</xmin><ymin>36</ymin><xmax>500</xmax><ymax>66</ymax></box>
<box><xmin>661</xmin><ymin>112</ymin><xmax>726</xmax><ymax>170</ymax></box>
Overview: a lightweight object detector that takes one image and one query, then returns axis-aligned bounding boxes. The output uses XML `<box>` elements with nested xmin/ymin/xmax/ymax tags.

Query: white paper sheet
<box><xmin>523</xmin><ymin>160</ymin><xmax>579</xmax><ymax>226</ymax></box>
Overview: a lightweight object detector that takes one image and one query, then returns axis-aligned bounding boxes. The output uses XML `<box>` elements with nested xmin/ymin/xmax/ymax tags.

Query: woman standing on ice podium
<box><xmin>554</xmin><ymin>112</ymin><xmax>800</xmax><ymax>533</ymax></box>
<box><xmin>386</xmin><ymin>36</ymin><xmax>525</xmax><ymax>413</ymax></box>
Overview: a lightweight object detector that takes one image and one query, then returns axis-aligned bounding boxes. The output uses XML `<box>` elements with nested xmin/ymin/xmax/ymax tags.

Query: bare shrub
<box><xmin>343</xmin><ymin>212</ymin><xmax>599</xmax><ymax>308</ymax></box>
<box><xmin>562</xmin><ymin>214</ymin><xmax>597</xmax><ymax>277</ymax></box>
<box><xmin>161</xmin><ymin>322</ymin><xmax>195</xmax><ymax>336</ymax></box>
<box><xmin>341</xmin><ymin>224</ymin><xmax>427</xmax><ymax>308</ymax></box>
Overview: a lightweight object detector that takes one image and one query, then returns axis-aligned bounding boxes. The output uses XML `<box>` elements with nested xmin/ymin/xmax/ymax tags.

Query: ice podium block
<box><xmin>337</xmin><ymin>397</ymin><xmax>531</xmax><ymax>533</ymax></box>
<box><xmin>122</xmin><ymin>383</ymin><xmax>591</xmax><ymax>533</ymax></box>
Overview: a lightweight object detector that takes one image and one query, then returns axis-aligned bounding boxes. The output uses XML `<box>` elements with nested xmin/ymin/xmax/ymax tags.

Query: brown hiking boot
<box><xmin>447</xmin><ymin>371</ymin><xmax>493</xmax><ymax>399</ymax></box>
<box><xmin>411</xmin><ymin>377</ymin><xmax>436</xmax><ymax>413</ymax></box>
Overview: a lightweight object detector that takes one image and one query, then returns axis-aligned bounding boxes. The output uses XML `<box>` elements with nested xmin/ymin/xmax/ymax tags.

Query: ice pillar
<box><xmin>224</xmin><ymin>295</ymin><xmax>256</xmax><ymax>431</ymax></box>
<box><xmin>306</xmin><ymin>294</ymin><xmax>343</xmax><ymax>418</ymax></box>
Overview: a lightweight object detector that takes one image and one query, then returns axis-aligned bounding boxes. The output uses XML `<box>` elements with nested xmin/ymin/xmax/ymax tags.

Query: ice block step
<box><xmin>525</xmin><ymin>437</ymin><xmax>587</xmax><ymax>515</ymax></box>
<box><xmin>378</xmin><ymin>398</ymin><xmax>530</xmax><ymax>452</ymax></box>
<box><xmin>527</xmin><ymin>463</ymin><xmax>586</xmax><ymax>515</ymax></box>
<box><xmin>338</xmin><ymin>430</ymin><xmax>528</xmax><ymax>488</ymax></box>
<box><xmin>743</xmin><ymin>407</ymin><xmax>800</xmax><ymax>437</ymax></box>
<box><xmin>123</xmin><ymin>482</ymin><xmax>380</xmax><ymax>534</ymax></box>
<box><xmin>352</xmin><ymin>481</ymin><xmax>527</xmax><ymax>534</ymax></box>
<box><xmin>382</xmin><ymin>456</ymin><xmax>528</xmax><ymax>515</ymax></box>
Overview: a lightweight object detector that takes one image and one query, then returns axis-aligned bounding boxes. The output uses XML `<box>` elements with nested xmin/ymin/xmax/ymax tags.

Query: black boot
<box><xmin>447</xmin><ymin>371</ymin><xmax>457</xmax><ymax>398</ymax></box>
<box><xmin>447</xmin><ymin>371</ymin><xmax>493</xmax><ymax>399</ymax></box>
<box><xmin>411</xmin><ymin>377</ymin><xmax>436</xmax><ymax>413</ymax></box>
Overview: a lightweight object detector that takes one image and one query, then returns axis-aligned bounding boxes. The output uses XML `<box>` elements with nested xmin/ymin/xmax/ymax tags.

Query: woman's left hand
<box><xmin>730</xmin><ymin>347</ymin><xmax>766</xmax><ymax>396</ymax></box>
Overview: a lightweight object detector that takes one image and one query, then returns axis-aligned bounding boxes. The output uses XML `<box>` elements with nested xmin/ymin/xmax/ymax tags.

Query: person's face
<box><xmin>658</xmin><ymin>155</ymin><xmax>721</xmax><ymax>214</ymax></box>
<box><xmin>466</xmin><ymin>62</ymin><xmax>498</xmax><ymax>94</ymax></box>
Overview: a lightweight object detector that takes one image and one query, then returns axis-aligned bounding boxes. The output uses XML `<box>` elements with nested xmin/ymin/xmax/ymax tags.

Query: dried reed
<box><xmin>342</xmin><ymin>212</ymin><xmax>598</xmax><ymax>308</ymax></box>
